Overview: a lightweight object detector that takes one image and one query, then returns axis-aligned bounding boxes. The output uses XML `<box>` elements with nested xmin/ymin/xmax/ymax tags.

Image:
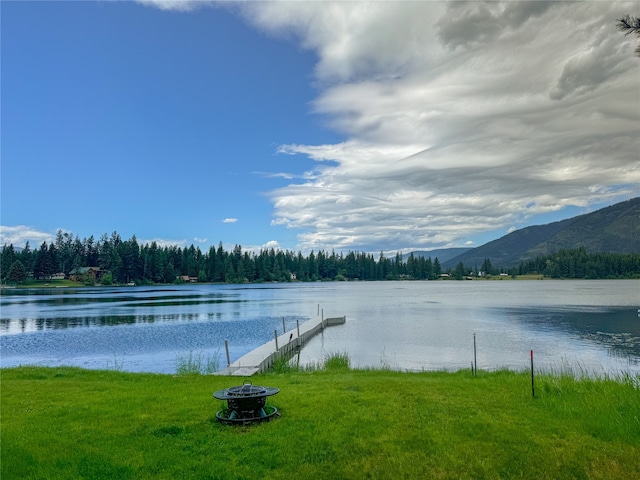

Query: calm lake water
<box><xmin>1</xmin><ymin>281</ymin><xmax>639</xmax><ymax>375</ymax></box>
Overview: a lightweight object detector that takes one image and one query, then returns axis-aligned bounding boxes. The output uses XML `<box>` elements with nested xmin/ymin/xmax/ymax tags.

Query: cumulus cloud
<box><xmin>0</xmin><ymin>225</ymin><xmax>54</xmax><ymax>248</ymax></box>
<box><xmin>138</xmin><ymin>238</ymin><xmax>188</xmax><ymax>248</ymax></box>
<box><xmin>244</xmin><ymin>1</ymin><xmax>639</xmax><ymax>252</ymax></box>
<box><xmin>223</xmin><ymin>218</ymin><xmax>238</xmax><ymax>224</ymax></box>
<box><xmin>262</xmin><ymin>240</ymin><xmax>281</xmax><ymax>250</ymax></box>
<box><xmin>226</xmin><ymin>240</ymin><xmax>282</xmax><ymax>255</ymax></box>
<box><xmin>143</xmin><ymin>1</ymin><xmax>640</xmax><ymax>253</ymax></box>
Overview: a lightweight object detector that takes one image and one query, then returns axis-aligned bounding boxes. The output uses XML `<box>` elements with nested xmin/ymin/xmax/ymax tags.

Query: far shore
<box><xmin>4</xmin><ymin>273</ymin><xmax>639</xmax><ymax>290</ymax></box>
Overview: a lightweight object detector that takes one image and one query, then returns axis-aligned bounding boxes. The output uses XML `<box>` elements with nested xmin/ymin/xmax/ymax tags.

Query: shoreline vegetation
<box><xmin>2</xmin><ymin>229</ymin><xmax>639</xmax><ymax>287</ymax></box>
<box><xmin>2</xmin><ymin>359</ymin><xmax>639</xmax><ymax>479</ymax></box>
<box><xmin>0</xmin><ymin>274</ymin><xmax>640</xmax><ymax>290</ymax></box>
<box><xmin>1</xmin><ymin>273</ymin><xmax>637</xmax><ymax>290</ymax></box>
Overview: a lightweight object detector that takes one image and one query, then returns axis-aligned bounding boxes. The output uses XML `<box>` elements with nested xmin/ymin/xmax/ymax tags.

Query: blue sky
<box><xmin>2</xmin><ymin>1</ymin><xmax>639</xmax><ymax>254</ymax></box>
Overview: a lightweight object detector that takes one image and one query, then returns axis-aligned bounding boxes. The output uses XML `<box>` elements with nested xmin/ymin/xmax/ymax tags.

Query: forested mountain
<box><xmin>442</xmin><ymin>197</ymin><xmax>640</xmax><ymax>269</ymax></box>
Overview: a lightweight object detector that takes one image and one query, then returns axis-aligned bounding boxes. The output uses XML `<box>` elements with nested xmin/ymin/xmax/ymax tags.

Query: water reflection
<box><xmin>1</xmin><ymin>281</ymin><xmax>639</xmax><ymax>375</ymax></box>
<box><xmin>504</xmin><ymin>306</ymin><xmax>640</xmax><ymax>358</ymax></box>
<box><xmin>0</xmin><ymin>312</ymin><xmax>234</xmax><ymax>333</ymax></box>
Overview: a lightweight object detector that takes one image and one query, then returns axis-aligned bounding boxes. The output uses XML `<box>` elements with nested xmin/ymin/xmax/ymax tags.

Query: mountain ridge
<box><xmin>410</xmin><ymin>197</ymin><xmax>640</xmax><ymax>269</ymax></box>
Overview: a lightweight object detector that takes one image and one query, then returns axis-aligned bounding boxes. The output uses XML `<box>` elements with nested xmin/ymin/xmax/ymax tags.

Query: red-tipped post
<box><xmin>530</xmin><ymin>350</ymin><xmax>535</xmax><ymax>398</ymax></box>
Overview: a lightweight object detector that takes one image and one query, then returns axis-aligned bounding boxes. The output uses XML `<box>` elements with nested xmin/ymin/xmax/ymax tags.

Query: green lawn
<box><xmin>2</xmin><ymin>366</ymin><xmax>639</xmax><ymax>479</ymax></box>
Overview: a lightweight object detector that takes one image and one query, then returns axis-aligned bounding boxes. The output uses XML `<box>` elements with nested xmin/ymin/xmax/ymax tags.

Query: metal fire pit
<box><xmin>213</xmin><ymin>381</ymin><xmax>279</xmax><ymax>425</ymax></box>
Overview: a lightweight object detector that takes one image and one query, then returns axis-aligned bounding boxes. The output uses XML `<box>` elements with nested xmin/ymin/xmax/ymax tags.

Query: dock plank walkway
<box><xmin>215</xmin><ymin>315</ymin><xmax>346</xmax><ymax>376</ymax></box>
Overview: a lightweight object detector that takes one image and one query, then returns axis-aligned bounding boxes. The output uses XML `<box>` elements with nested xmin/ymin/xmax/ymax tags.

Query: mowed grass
<box><xmin>2</xmin><ymin>366</ymin><xmax>639</xmax><ymax>479</ymax></box>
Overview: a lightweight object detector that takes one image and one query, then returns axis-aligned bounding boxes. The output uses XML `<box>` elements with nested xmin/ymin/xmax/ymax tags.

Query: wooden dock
<box><xmin>214</xmin><ymin>315</ymin><xmax>346</xmax><ymax>376</ymax></box>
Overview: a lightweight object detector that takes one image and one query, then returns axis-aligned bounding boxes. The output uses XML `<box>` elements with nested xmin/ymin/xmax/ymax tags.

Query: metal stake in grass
<box><xmin>530</xmin><ymin>350</ymin><xmax>535</xmax><ymax>398</ymax></box>
<box><xmin>473</xmin><ymin>333</ymin><xmax>477</xmax><ymax>375</ymax></box>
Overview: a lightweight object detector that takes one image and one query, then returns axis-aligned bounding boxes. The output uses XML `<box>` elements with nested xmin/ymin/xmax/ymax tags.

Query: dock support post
<box><xmin>225</xmin><ymin>339</ymin><xmax>230</xmax><ymax>367</ymax></box>
<box><xmin>282</xmin><ymin>316</ymin><xmax>286</xmax><ymax>333</ymax></box>
<box><xmin>274</xmin><ymin>330</ymin><xmax>279</xmax><ymax>351</ymax></box>
<box><xmin>296</xmin><ymin>319</ymin><xmax>300</xmax><ymax>338</ymax></box>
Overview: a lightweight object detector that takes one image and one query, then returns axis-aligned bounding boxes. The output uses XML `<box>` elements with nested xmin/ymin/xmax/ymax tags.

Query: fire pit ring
<box><xmin>213</xmin><ymin>381</ymin><xmax>279</xmax><ymax>425</ymax></box>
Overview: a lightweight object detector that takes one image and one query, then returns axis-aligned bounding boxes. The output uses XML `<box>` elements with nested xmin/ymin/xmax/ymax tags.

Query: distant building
<box><xmin>178</xmin><ymin>275</ymin><xmax>198</xmax><ymax>283</ymax></box>
<box><xmin>69</xmin><ymin>267</ymin><xmax>101</xmax><ymax>282</ymax></box>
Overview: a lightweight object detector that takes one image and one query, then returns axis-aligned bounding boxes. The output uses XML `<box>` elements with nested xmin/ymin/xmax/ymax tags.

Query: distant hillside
<box><xmin>443</xmin><ymin>197</ymin><xmax>640</xmax><ymax>269</ymax></box>
<box><xmin>402</xmin><ymin>248</ymin><xmax>470</xmax><ymax>264</ymax></box>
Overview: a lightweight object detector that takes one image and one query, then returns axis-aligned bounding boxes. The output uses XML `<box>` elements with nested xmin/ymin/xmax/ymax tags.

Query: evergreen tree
<box><xmin>0</xmin><ymin>245</ymin><xmax>17</xmax><ymax>281</ymax></box>
<box><xmin>7</xmin><ymin>260</ymin><xmax>27</xmax><ymax>284</ymax></box>
<box><xmin>617</xmin><ymin>15</ymin><xmax>640</xmax><ymax>57</ymax></box>
<box><xmin>33</xmin><ymin>242</ymin><xmax>54</xmax><ymax>279</ymax></box>
<box><xmin>481</xmin><ymin>258</ymin><xmax>494</xmax><ymax>276</ymax></box>
<box><xmin>19</xmin><ymin>241</ymin><xmax>34</xmax><ymax>275</ymax></box>
<box><xmin>55</xmin><ymin>230</ymin><xmax>74</xmax><ymax>274</ymax></box>
<box><xmin>433</xmin><ymin>257</ymin><xmax>442</xmax><ymax>277</ymax></box>
<box><xmin>453</xmin><ymin>261</ymin><xmax>466</xmax><ymax>280</ymax></box>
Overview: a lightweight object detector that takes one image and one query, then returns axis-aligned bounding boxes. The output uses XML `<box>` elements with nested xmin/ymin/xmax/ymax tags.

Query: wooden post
<box><xmin>296</xmin><ymin>319</ymin><xmax>300</xmax><ymax>338</ymax></box>
<box><xmin>530</xmin><ymin>350</ymin><xmax>535</xmax><ymax>398</ymax></box>
<box><xmin>225</xmin><ymin>339</ymin><xmax>230</xmax><ymax>367</ymax></box>
<box><xmin>282</xmin><ymin>316</ymin><xmax>286</xmax><ymax>333</ymax></box>
<box><xmin>274</xmin><ymin>330</ymin><xmax>279</xmax><ymax>351</ymax></box>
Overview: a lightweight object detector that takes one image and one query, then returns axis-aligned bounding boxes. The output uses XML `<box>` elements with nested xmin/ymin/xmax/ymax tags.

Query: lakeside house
<box><xmin>69</xmin><ymin>267</ymin><xmax>102</xmax><ymax>282</ymax></box>
<box><xmin>179</xmin><ymin>276</ymin><xmax>198</xmax><ymax>283</ymax></box>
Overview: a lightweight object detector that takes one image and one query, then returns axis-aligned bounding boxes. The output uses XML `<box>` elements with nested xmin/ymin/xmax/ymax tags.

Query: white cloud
<box><xmin>138</xmin><ymin>238</ymin><xmax>188</xmax><ymax>248</ymax></box>
<box><xmin>246</xmin><ymin>1</ymin><xmax>639</xmax><ymax>252</ymax></box>
<box><xmin>0</xmin><ymin>225</ymin><xmax>54</xmax><ymax>248</ymax></box>
<box><xmin>226</xmin><ymin>240</ymin><xmax>282</xmax><ymax>256</ymax></box>
<box><xmin>262</xmin><ymin>240</ymin><xmax>281</xmax><ymax>250</ymax></box>
<box><xmin>141</xmin><ymin>1</ymin><xmax>640</xmax><ymax>253</ymax></box>
<box><xmin>194</xmin><ymin>237</ymin><xmax>208</xmax><ymax>243</ymax></box>
<box><xmin>136</xmin><ymin>0</ymin><xmax>209</xmax><ymax>12</ymax></box>
<box><xmin>223</xmin><ymin>218</ymin><xmax>238</xmax><ymax>224</ymax></box>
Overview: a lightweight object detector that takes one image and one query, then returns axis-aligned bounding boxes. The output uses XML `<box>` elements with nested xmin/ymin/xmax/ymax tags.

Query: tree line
<box><xmin>513</xmin><ymin>247</ymin><xmax>640</xmax><ymax>279</ymax></box>
<box><xmin>1</xmin><ymin>231</ymin><xmax>638</xmax><ymax>285</ymax></box>
<box><xmin>0</xmin><ymin>230</ymin><xmax>444</xmax><ymax>284</ymax></box>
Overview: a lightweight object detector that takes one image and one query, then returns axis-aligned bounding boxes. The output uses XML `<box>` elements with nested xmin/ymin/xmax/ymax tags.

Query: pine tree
<box><xmin>617</xmin><ymin>15</ymin><xmax>640</xmax><ymax>57</ymax></box>
<box><xmin>7</xmin><ymin>260</ymin><xmax>27</xmax><ymax>284</ymax></box>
